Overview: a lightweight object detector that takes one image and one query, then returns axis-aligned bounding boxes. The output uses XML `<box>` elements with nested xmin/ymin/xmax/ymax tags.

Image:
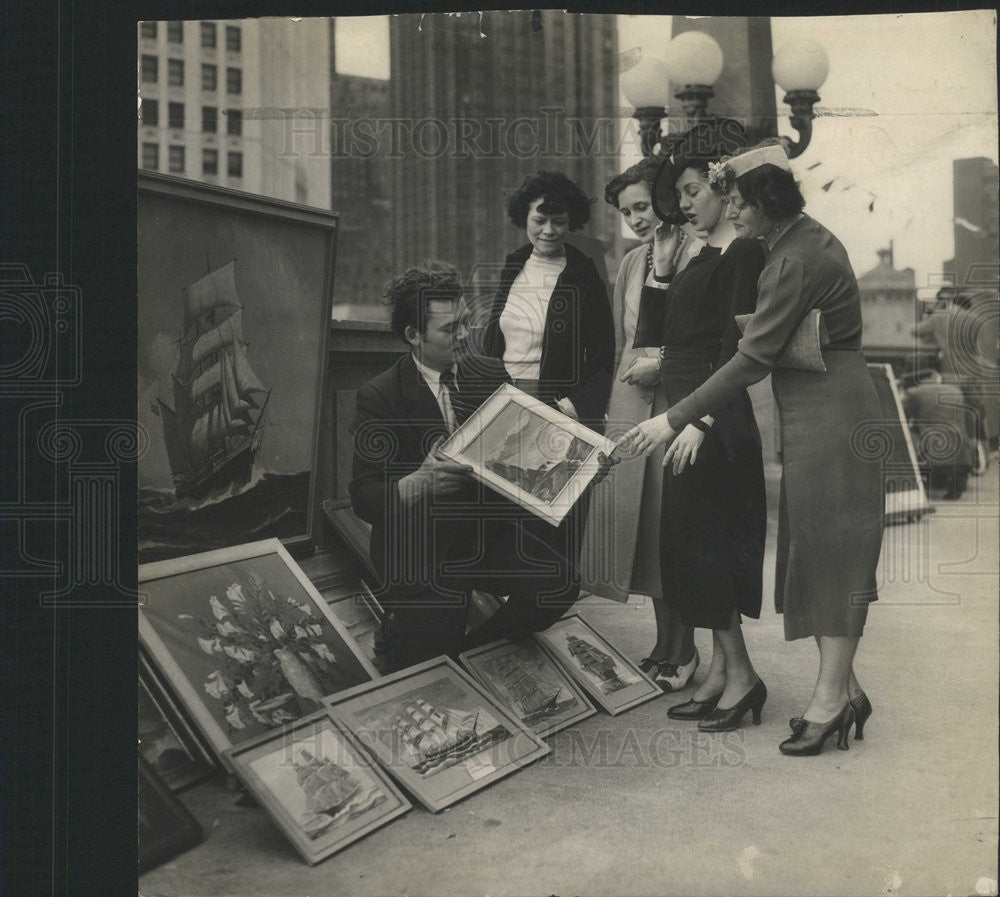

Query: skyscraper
<box><xmin>388</xmin><ymin>11</ymin><xmax>620</xmax><ymax>286</ymax></box>
<box><xmin>138</xmin><ymin>18</ymin><xmax>331</xmax><ymax>209</ymax></box>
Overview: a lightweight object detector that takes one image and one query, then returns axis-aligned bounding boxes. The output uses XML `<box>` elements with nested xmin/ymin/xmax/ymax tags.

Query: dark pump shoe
<box><xmin>667</xmin><ymin>692</ymin><xmax>722</xmax><ymax>720</ymax></box>
<box><xmin>789</xmin><ymin>690</ymin><xmax>872</xmax><ymax>740</ymax></box>
<box><xmin>779</xmin><ymin>702</ymin><xmax>855</xmax><ymax>756</ymax></box>
<box><xmin>697</xmin><ymin>679</ymin><xmax>766</xmax><ymax>732</ymax></box>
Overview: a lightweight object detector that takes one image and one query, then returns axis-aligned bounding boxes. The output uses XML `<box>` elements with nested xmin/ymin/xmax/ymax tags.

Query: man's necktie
<box><xmin>439</xmin><ymin>368</ymin><xmax>457</xmax><ymax>432</ymax></box>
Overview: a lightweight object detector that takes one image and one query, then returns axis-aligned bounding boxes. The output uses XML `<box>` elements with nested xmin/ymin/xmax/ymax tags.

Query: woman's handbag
<box><xmin>632</xmin><ymin>285</ymin><xmax>667</xmax><ymax>349</ymax></box>
<box><xmin>734</xmin><ymin>308</ymin><xmax>830</xmax><ymax>372</ymax></box>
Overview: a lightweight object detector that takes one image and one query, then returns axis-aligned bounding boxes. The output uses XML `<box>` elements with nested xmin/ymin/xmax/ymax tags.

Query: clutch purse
<box><xmin>734</xmin><ymin>308</ymin><xmax>830</xmax><ymax>372</ymax></box>
<box><xmin>632</xmin><ymin>285</ymin><xmax>666</xmax><ymax>349</ymax></box>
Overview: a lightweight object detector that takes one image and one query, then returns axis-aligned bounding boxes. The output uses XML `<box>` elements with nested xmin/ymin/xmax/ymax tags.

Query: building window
<box><xmin>225</xmin><ymin>26</ymin><xmax>241</xmax><ymax>52</ymax></box>
<box><xmin>141</xmin><ymin>55</ymin><xmax>158</xmax><ymax>83</ymax></box>
<box><xmin>142</xmin><ymin>99</ymin><xmax>159</xmax><ymax>127</ymax></box>
<box><xmin>167</xmin><ymin>21</ymin><xmax>183</xmax><ymax>43</ymax></box>
<box><xmin>142</xmin><ymin>143</ymin><xmax>159</xmax><ymax>170</ymax></box>
<box><xmin>226</xmin><ymin>67</ymin><xmax>241</xmax><ymax>94</ymax></box>
<box><xmin>202</xmin><ymin>106</ymin><xmax>217</xmax><ymax>133</ymax></box>
<box><xmin>226</xmin><ymin>109</ymin><xmax>242</xmax><ymax>136</ymax></box>
<box><xmin>227</xmin><ymin>151</ymin><xmax>242</xmax><ymax>178</ymax></box>
<box><xmin>168</xmin><ymin>58</ymin><xmax>184</xmax><ymax>87</ymax></box>
<box><xmin>168</xmin><ymin>145</ymin><xmax>185</xmax><ymax>173</ymax></box>
<box><xmin>168</xmin><ymin>102</ymin><xmax>184</xmax><ymax>130</ymax></box>
<box><xmin>140</xmin><ymin>22</ymin><xmax>157</xmax><ymax>40</ymax></box>
<box><xmin>201</xmin><ymin>63</ymin><xmax>217</xmax><ymax>91</ymax></box>
<box><xmin>200</xmin><ymin>22</ymin><xmax>216</xmax><ymax>48</ymax></box>
<box><xmin>203</xmin><ymin>148</ymin><xmax>218</xmax><ymax>175</ymax></box>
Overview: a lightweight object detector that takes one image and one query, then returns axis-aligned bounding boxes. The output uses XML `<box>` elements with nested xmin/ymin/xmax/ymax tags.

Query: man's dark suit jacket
<box><xmin>480</xmin><ymin>241</ymin><xmax>615</xmax><ymax>431</ymax></box>
<box><xmin>349</xmin><ymin>350</ymin><xmax>510</xmax><ymax>603</ymax></box>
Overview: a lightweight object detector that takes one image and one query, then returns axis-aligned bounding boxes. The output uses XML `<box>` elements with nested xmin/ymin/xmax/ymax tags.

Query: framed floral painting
<box><xmin>139</xmin><ymin>538</ymin><xmax>379</xmax><ymax>771</ymax></box>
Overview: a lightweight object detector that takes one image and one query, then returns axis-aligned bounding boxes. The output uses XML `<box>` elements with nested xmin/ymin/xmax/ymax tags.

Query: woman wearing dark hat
<box><xmin>578</xmin><ymin>156</ymin><xmax>702</xmax><ymax>689</ymax></box>
<box><xmin>629</xmin><ymin>120</ymin><xmax>769</xmax><ymax>725</ymax></box>
<box><xmin>622</xmin><ymin>139</ymin><xmax>883</xmax><ymax>756</ymax></box>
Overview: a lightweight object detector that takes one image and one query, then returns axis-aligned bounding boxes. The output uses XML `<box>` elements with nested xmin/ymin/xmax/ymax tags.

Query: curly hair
<box><xmin>383</xmin><ymin>260</ymin><xmax>463</xmax><ymax>342</ymax></box>
<box><xmin>504</xmin><ymin>170</ymin><xmax>593</xmax><ymax>230</ymax></box>
<box><xmin>714</xmin><ymin>138</ymin><xmax>806</xmax><ymax>220</ymax></box>
<box><xmin>604</xmin><ymin>157</ymin><xmax>660</xmax><ymax>208</ymax></box>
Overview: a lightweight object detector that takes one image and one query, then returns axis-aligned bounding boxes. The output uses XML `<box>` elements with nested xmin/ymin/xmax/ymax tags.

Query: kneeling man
<box><xmin>350</xmin><ymin>261</ymin><xmax>591</xmax><ymax>672</ymax></box>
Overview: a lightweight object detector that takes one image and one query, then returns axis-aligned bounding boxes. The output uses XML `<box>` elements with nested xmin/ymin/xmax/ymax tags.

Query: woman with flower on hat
<box><xmin>620</xmin><ymin>139</ymin><xmax>884</xmax><ymax>757</ymax></box>
<box><xmin>618</xmin><ymin>120</ymin><xmax>769</xmax><ymax>720</ymax></box>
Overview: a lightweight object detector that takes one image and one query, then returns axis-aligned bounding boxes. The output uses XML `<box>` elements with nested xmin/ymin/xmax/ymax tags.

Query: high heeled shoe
<box><xmin>789</xmin><ymin>690</ymin><xmax>872</xmax><ymax>740</ymax></box>
<box><xmin>667</xmin><ymin>692</ymin><xmax>722</xmax><ymax>720</ymax></box>
<box><xmin>697</xmin><ymin>679</ymin><xmax>766</xmax><ymax>731</ymax></box>
<box><xmin>779</xmin><ymin>702</ymin><xmax>855</xmax><ymax>756</ymax></box>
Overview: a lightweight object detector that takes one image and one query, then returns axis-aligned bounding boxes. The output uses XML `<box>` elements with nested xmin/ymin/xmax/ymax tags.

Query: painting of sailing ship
<box><xmin>460</xmin><ymin>638</ymin><xmax>596</xmax><ymax>738</ymax></box>
<box><xmin>535</xmin><ymin>615</ymin><xmax>662</xmax><ymax>715</ymax></box>
<box><xmin>439</xmin><ymin>384</ymin><xmax>616</xmax><ymax>526</ymax></box>
<box><xmin>226</xmin><ymin>712</ymin><xmax>410</xmax><ymax>864</ymax></box>
<box><xmin>139</xmin><ymin>174</ymin><xmax>337</xmax><ymax>562</ymax></box>
<box><xmin>139</xmin><ymin>540</ymin><xmax>378</xmax><ymax>771</ymax></box>
<box><xmin>326</xmin><ymin>657</ymin><xmax>550</xmax><ymax>812</ymax></box>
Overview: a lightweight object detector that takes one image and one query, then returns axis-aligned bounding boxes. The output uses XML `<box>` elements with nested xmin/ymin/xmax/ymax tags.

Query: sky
<box><xmin>331</xmin><ymin>10</ymin><xmax>997</xmax><ymax>289</ymax></box>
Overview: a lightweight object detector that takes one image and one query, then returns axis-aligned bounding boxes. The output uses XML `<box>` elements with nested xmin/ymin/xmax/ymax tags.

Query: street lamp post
<box><xmin>622</xmin><ymin>23</ymin><xmax>829</xmax><ymax>160</ymax></box>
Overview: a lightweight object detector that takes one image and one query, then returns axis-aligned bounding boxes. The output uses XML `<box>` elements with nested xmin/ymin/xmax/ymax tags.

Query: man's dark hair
<box><xmin>384</xmin><ymin>260</ymin><xmax>463</xmax><ymax>342</ymax></box>
<box><xmin>504</xmin><ymin>170</ymin><xmax>593</xmax><ymax>230</ymax></box>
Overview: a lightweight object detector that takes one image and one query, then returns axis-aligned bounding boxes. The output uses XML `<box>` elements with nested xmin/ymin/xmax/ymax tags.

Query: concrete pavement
<box><xmin>140</xmin><ymin>463</ymin><xmax>998</xmax><ymax>897</ymax></box>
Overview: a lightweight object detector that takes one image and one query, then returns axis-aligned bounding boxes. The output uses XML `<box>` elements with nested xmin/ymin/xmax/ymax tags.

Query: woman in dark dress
<box><xmin>622</xmin><ymin>141</ymin><xmax>884</xmax><ymax>756</ymax></box>
<box><xmin>643</xmin><ymin>123</ymin><xmax>768</xmax><ymax>732</ymax></box>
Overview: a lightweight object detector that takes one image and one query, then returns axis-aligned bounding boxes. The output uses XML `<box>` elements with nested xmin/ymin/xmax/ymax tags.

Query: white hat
<box><xmin>725</xmin><ymin>143</ymin><xmax>791</xmax><ymax>178</ymax></box>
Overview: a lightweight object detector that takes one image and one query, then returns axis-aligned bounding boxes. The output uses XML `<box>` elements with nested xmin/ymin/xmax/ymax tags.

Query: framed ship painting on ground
<box><xmin>139</xmin><ymin>539</ymin><xmax>379</xmax><ymax>772</ymax></box>
<box><xmin>534</xmin><ymin>615</ymin><xmax>661</xmax><ymax>715</ymax></box>
<box><xmin>225</xmin><ymin>711</ymin><xmax>410</xmax><ymax>865</ymax></box>
<box><xmin>138</xmin><ymin>172</ymin><xmax>338</xmax><ymax>563</ymax></box>
<box><xmin>326</xmin><ymin>657</ymin><xmax>549</xmax><ymax>812</ymax></box>
<box><xmin>459</xmin><ymin>638</ymin><xmax>596</xmax><ymax>738</ymax></box>
<box><xmin>438</xmin><ymin>384</ymin><xmax>616</xmax><ymax>526</ymax></box>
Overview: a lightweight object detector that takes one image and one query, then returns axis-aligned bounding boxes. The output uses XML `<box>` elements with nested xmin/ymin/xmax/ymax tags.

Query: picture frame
<box><xmin>316</xmin><ymin>576</ymin><xmax>385</xmax><ymax>674</ymax></box>
<box><xmin>139</xmin><ymin>538</ymin><xmax>379</xmax><ymax>771</ymax></box>
<box><xmin>325</xmin><ymin>656</ymin><xmax>550</xmax><ymax>812</ymax></box>
<box><xmin>459</xmin><ymin>638</ymin><xmax>596</xmax><ymax>738</ymax></box>
<box><xmin>138</xmin><ymin>754</ymin><xmax>205</xmax><ymax>874</ymax></box>
<box><xmin>534</xmin><ymin>615</ymin><xmax>662</xmax><ymax>715</ymax></box>
<box><xmin>225</xmin><ymin>710</ymin><xmax>410</xmax><ymax>865</ymax></box>
<box><xmin>438</xmin><ymin>383</ymin><xmax>617</xmax><ymax>526</ymax></box>
<box><xmin>139</xmin><ymin>648</ymin><xmax>217</xmax><ymax>791</ymax></box>
<box><xmin>138</xmin><ymin>172</ymin><xmax>338</xmax><ymax>563</ymax></box>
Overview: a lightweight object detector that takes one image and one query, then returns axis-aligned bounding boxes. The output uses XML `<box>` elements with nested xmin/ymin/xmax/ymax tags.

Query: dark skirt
<box><xmin>659</xmin><ymin>350</ymin><xmax>766</xmax><ymax>630</ymax></box>
<box><xmin>772</xmin><ymin>349</ymin><xmax>884</xmax><ymax>640</ymax></box>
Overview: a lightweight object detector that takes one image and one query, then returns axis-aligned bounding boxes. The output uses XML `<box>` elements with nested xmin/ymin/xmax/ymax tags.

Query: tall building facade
<box><xmin>329</xmin><ymin>71</ymin><xmax>392</xmax><ymax>313</ymax></box>
<box><xmin>388</xmin><ymin>11</ymin><xmax>620</xmax><ymax>292</ymax></box>
<box><xmin>952</xmin><ymin>157</ymin><xmax>999</xmax><ymax>288</ymax></box>
<box><xmin>138</xmin><ymin>18</ymin><xmax>331</xmax><ymax>210</ymax></box>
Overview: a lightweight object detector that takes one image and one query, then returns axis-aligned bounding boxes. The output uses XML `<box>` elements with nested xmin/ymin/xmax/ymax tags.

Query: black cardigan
<box><xmin>481</xmin><ymin>242</ymin><xmax>614</xmax><ymax>431</ymax></box>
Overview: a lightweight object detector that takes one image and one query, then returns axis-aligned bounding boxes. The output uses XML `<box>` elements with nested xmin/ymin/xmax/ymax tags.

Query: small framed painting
<box><xmin>225</xmin><ymin>711</ymin><xmax>410</xmax><ymax>865</ymax></box>
<box><xmin>139</xmin><ymin>538</ymin><xmax>379</xmax><ymax>771</ymax></box>
<box><xmin>459</xmin><ymin>638</ymin><xmax>596</xmax><ymax>738</ymax></box>
<box><xmin>326</xmin><ymin>656</ymin><xmax>549</xmax><ymax>812</ymax></box>
<box><xmin>534</xmin><ymin>615</ymin><xmax>661</xmax><ymax>715</ymax></box>
<box><xmin>438</xmin><ymin>383</ymin><xmax>616</xmax><ymax>526</ymax></box>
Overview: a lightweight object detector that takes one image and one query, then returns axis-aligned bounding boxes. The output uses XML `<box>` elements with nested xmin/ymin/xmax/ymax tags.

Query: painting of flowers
<box><xmin>139</xmin><ymin>539</ymin><xmax>379</xmax><ymax>770</ymax></box>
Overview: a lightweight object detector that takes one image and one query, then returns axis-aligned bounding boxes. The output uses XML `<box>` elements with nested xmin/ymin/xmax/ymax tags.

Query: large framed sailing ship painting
<box><xmin>225</xmin><ymin>711</ymin><xmax>410</xmax><ymax>865</ymax></box>
<box><xmin>138</xmin><ymin>172</ymin><xmax>337</xmax><ymax>563</ymax></box>
<box><xmin>534</xmin><ymin>615</ymin><xmax>661</xmax><ymax>715</ymax></box>
<box><xmin>326</xmin><ymin>657</ymin><xmax>549</xmax><ymax>812</ymax></box>
<box><xmin>459</xmin><ymin>638</ymin><xmax>596</xmax><ymax>738</ymax></box>
<box><xmin>139</xmin><ymin>539</ymin><xmax>378</xmax><ymax>771</ymax></box>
